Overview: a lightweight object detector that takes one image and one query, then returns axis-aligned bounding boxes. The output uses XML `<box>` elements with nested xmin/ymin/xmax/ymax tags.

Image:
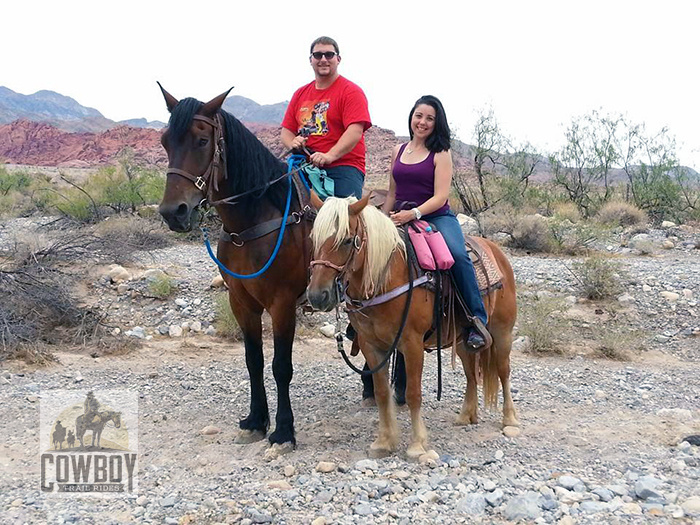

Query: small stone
<box><xmin>494</xmin><ymin>449</ymin><xmax>504</xmax><ymax>460</ymax></box>
<box><xmin>117</xmin><ymin>283</ymin><xmax>129</xmax><ymax>294</ymax></box>
<box><xmin>26</xmin><ymin>395</ymin><xmax>38</xmax><ymax>403</ymax></box>
<box><xmin>661</xmin><ymin>220</ymin><xmax>676</xmax><ymax>228</ymax></box>
<box><xmin>126</xmin><ymin>326</ymin><xmax>146</xmax><ymax>339</ymax></box>
<box><xmin>503</xmin><ymin>426</ymin><xmax>520</xmax><ymax>438</ymax></box>
<box><xmin>311</xmin><ymin>518</ymin><xmax>326</xmax><ymax>525</ymax></box>
<box><xmin>355</xmin><ymin>459</ymin><xmax>379</xmax><ymax>471</ymax></box>
<box><xmin>175</xmin><ymin>298</ymin><xmax>188</xmax><ymax>307</ymax></box>
<box><xmin>267</xmin><ymin>480</ymin><xmax>292</xmax><ymax>490</ymax></box>
<box><xmin>211</xmin><ymin>275</ymin><xmax>225</xmax><ymax>288</ymax></box>
<box><xmin>485</xmin><ymin>488</ymin><xmax>504</xmax><ymax>507</ymax></box>
<box><xmin>319</xmin><ymin>323</ymin><xmax>336</xmax><ymax>338</ymax></box>
<box><xmin>635</xmin><ymin>476</ymin><xmax>663</xmax><ymax>500</ymax></box>
<box><xmin>315</xmin><ymin>461</ymin><xmax>336</xmax><ymax>473</ymax></box>
<box><xmin>168</xmin><ymin>325</ymin><xmax>183</xmax><ymax>338</ymax></box>
<box><xmin>558</xmin><ymin>475</ymin><xmax>582</xmax><ymax>490</ymax></box>
<box><xmin>594</xmin><ymin>389</ymin><xmax>606</xmax><ymax>399</ymax></box>
<box><xmin>456</xmin><ymin>493</ymin><xmax>487</xmax><ymax>515</ymax></box>
<box><xmin>10</xmin><ymin>499</ymin><xmax>22</xmax><ymax>507</ymax></box>
<box><xmin>354</xmin><ymin>503</ymin><xmax>374</xmax><ymax>516</ymax></box>
<box><xmin>108</xmin><ymin>265</ymin><xmax>131</xmax><ymax>283</ymax></box>
<box><xmin>135</xmin><ymin>495</ymin><xmax>147</xmax><ymax>506</ymax></box>
<box><xmin>200</xmin><ymin>425</ymin><xmax>221</xmax><ymax>435</ymax></box>
<box><xmin>505</xmin><ymin>494</ymin><xmax>541</xmax><ymax>521</ymax></box>
<box><xmin>483</xmin><ymin>480</ymin><xmax>496</xmax><ymax>491</ymax></box>
<box><xmin>683</xmin><ymin>289</ymin><xmax>694</xmax><ymax>299</ymax></box>
<box><xmin>660</xmin><ymin>291</ymin><xmax>680</xmax><ymax>302</ymax></box>
<box><xmin>204</xmin><ymin>326</ymin><xmax>217</xmax><ymax>336</ymax></box>
<box><xmin>662</xmin><ymin>240</ymin><xmax>675</xmax><ymax>250</ymax></box>
<box><xmin>681</xmin><ymin>496</ymin><xmax>700</xmax><ymax>514</ymax></box>
<box><xmin>621</xmin><ymin>502</ymin><xmax>642</xmax><ymax>514</ymax></box>
<box><xmin>617</xmin><ymin>293</ymin><xmax>635</xmax><ymax>306</ymax></box>
<box><xmin>161</xmin><ymin>496</ymin><xmax>177</xmax><ymax>507</ymax></box>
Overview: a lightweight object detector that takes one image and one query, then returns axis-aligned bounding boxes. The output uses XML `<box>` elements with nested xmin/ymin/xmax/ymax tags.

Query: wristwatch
<box><xmin>412</xmin><ymin>208</ymin><xmax>422</xmax><ymax>220</ymax></box>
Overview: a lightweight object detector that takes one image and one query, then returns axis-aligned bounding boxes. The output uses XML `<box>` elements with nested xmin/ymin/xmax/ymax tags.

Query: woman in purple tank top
<box><xmin>382</xmin><ymin>95</ymin><xmax>489</xmax><ymax>351</ymax></box>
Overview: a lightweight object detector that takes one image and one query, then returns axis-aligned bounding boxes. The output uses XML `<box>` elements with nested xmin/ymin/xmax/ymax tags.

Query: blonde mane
<box><xmin>311</xmin><ymin>197</ymin><xmax>406</xmax><ymax>297</ymax></box>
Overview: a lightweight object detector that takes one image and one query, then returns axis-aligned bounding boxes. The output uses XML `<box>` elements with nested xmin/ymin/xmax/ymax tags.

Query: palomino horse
<box><xmin>157</xmin><ymin>86</ymin><xmax>313</xmax><ymax>450</ymax></box>
<box><xmin>76</xmin><ymin>411</ymin><xmax>121</xmax><ymax>448</ymax></box>
<box><xmin>307</xmin><ymin>194</ymin><xmax>518</xmax><ymax>458</ymax></box>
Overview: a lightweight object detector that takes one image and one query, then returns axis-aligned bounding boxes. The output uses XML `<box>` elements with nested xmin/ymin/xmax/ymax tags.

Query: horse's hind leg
<box><xmin>455</xmin><ymin>344</ymin><xmax>479</xmax><ymax>425</ymax></box>
<box><xmin>403</xmin><ymin>340</ymin><xmax>428</xmax><ymax>459</ymax></box>
<box><xmin>234</xmin><ymin>302</ymin><xmax>270</xmax><ymax>444</ymax></box>
<box><xmin>362</xmin><ymin>341</ymin><xmax>398</xmax><ymax>456</ymax></box>
<box><xmin>267</xmin><ymin>298</ymin><xmax>297</xmax><ymax>447</ymax></box>
<box><xmin>493</xmin><ymin>326</ymin><xmax>519</xmax><ymax>427</ymax></box>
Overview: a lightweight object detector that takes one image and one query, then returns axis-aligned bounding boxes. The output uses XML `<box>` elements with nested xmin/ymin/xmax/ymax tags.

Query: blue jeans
<box><xmin>425</xmin><ymin>211</ymin><xmax>488</xmax><ymax>326</ymax></box>
<box><xmin>325</xmin><ymin>165</ymin><xmax>364</xmax><ymax>199</ymax></box>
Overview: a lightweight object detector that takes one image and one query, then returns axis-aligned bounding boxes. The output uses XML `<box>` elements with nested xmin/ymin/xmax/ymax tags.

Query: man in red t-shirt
<box><xmin>281</xmin><ymin>36</ymin><xmax>371</xmax><ymax>199</ymax></box>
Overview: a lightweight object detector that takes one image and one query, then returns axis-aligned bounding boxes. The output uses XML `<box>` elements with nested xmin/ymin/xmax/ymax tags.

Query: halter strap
<box><xmin>165</xmin><ymin>114</ymin><xmax>226</xmax><ymax>196</ymax></box>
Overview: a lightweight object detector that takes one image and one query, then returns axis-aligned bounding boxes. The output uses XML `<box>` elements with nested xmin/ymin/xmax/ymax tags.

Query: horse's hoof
<box><xmin>369</xmin><ymin>446</ymin><xmax>393</xmax><ymax>459</ymax></box>
<box><xmin>234</xmin><ymin>429</ymin><xmax>266</xmax><ymax>444</ymax></box>
<box><xmin>502</xmin><ymin>418</ymin><xmax>520</xmax><ymax>428</ymax></box>
<box><xmin>263</xmin><ymin>442</ymin><xmax>294</xmax><ymax>462</ymax></box>
<box><xmin>406</xmin><ymin>444</ymin><xmax>427</xmax><ymax>460</ymax></box>
<box><xmin>455</xmin><ymin>414</ymin><xmax>478</xmax><ymax>426</ymax></box>
<box><xmin>361</xmin><ymin>397</ymin><xmax>377</xmax><ymax>408</ymax></box>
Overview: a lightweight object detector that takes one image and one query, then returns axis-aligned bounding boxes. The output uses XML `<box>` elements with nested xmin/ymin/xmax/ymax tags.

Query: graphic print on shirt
<box><xmin>299</xmin><ymin>100</ymin><xmax>330</xmax><ymax>136</ymax></box>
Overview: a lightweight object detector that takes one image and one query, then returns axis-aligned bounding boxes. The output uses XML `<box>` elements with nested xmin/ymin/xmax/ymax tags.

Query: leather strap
<box><xmin>345</xmin><ymin>274</ymin><xmax>432</xmax><ymax>311</ymax></box>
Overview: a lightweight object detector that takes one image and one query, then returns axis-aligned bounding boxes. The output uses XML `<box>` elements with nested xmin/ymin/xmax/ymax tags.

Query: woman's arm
<box><xmin>382</xmin><ymin>144</ymin><xmax>401</xmax><ymax>215</ymax></box>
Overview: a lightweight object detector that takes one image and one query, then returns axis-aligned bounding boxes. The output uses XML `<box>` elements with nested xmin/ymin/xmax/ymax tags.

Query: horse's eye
<box><xmin>343</xmin><ymin>238</ymin><xmax>354</xmax><ymax>246</ymax></box>
<box><xmin>198</xmin><ymin>138</ymin><xmax>209</xmax><ymax>147</ymax></box>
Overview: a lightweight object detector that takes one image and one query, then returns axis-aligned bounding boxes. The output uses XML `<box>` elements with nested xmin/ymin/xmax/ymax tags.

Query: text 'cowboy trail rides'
<box><xmin>39</xmin><ymin>390</ymin><xmax>138</xmax><ymax>495</ymax></box>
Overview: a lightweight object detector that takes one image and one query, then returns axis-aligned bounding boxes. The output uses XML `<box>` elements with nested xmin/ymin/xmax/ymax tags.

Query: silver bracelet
<box><xmin>412</xmin><ymin>207</ymin><xmax>422</xmax><ymax>220</ymax></box>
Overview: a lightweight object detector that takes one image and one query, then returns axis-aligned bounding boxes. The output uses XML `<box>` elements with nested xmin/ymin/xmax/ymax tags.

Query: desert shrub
<box><xmin>0</xmin><ymin>167</ymin><xmax>31</xmax><ymax>196</ymax></box>
<box><xmin>510</xmin><ymin>215</ymin><xmax>555</xmax><ymax>252</ymax></box>
<box><xmin>552</xmin><ymin>202</ymin><xmax>581</xmax><ymax>223</ymax></box>
<box><xmin>518</xmin><ymin>295</ymin><xmax>566</xmax><ymax>355</ymax></box>
<box><xmin>595</xmin><ymin>201</ymin><xmax>647</xmax><ymax>227</ymax></box>
<box><xmin>478</xmin><ymin>203</ymin><xmax>521</xmax><ymax>237</ymax></box>
<box><xmin>549</xmin><ymin>219</ymin><xmax>598</xmax><ymax>255</ymax></box>
<box><xmin>147</xmin><ymin>273</ymin><xmax>176</xmax><ymax>299</ymax></box>
<box><xmin>93</xmin><ymin>215</ymin><xmax>171</xmax><ymax>259</ymax></box>
<box><xmin>214</xmin><ymin>292</ymin><xmax>240</xmax><ymax>339</ymax></box>
<box><xmin>571</xmin><ymin>255</ymin><xmax>624</xmax><ymax>300</ymax></box>
<box><xmin>49</xmin><ymin>187</ymin><xmax>96</xmax><ymax>221</ymax></box>
<box><xmin>592</xmin><ymin>324</ymin><xmax>643</xmax><ymax>361</ymax></box>
<box><xmin>89</xmin><ymin>165</ymin><xmax>165</xmax><ymax>213</ymax></box>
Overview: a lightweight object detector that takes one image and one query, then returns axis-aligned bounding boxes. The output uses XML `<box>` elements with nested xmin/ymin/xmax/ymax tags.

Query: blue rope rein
<box><xmin>202</xmin><ymin>158</ymin><xmax>302</xmax><ymax>280</ymax></box>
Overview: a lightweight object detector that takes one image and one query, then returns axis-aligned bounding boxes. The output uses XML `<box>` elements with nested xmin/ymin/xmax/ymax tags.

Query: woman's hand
<box><xmin>390</xmin><ymin>210</ymin><xmax>417</xmax><ymax>226</ymax></box>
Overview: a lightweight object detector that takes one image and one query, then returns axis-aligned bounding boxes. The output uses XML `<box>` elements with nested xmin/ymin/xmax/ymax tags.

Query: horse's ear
<box><xmin>309</xmin><ymin>189</ymin><xmax>324</xmax><ymax>211</ymax></box>
<box><xmin>201</xmin><ymin>87</ymin><xmax>234</xmax><ymax>117</ymax></box>
<box><xmin>157</xmin><ymin>81</ymin><xmax>179</xmax><ymax>113</ymax></box>
<box><xmin>348</xmin><ymin>193</ymin><xmax>371</xmax><ymax>216</ymax></box>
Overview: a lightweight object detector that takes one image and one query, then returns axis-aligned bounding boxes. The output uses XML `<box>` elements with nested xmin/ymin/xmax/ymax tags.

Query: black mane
<box><xmin>168</xmin><ymin>98</ymin><xmax>290</xmax><ymax>215</ymax></box>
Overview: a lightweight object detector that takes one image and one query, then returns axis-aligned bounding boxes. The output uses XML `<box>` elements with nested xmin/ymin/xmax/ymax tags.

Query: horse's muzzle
<box><xmin>159</xmin><ymin>202</ymin><xmax>198</xmax><ymax>232</ymax></box>
<box><xmin>307</xmin><ymin>285</ymin><xmax>338</xmax><ymax>312</ymax></box>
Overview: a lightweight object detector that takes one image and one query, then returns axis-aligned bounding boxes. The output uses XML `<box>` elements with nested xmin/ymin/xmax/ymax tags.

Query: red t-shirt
<box><xmin>281</xmin><ymin>75</ymin><xmax>372</xmax><ymax>173</ymax></box>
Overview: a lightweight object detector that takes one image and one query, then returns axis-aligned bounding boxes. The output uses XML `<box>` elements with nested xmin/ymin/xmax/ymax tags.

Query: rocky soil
<box><xmin>1</xmin><ymin>218</ymin><xmax>699</xmax><ymax>524</ymax></box>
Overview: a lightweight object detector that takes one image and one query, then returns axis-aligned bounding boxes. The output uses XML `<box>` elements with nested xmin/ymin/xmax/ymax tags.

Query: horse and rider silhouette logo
<box><xmin>47</xmin><ymin>391</ymin><xmax>128</xmax><ymax>452</ymax></box>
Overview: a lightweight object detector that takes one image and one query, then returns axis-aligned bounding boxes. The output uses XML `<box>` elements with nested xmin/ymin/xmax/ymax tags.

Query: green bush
<box><xmin>518</xmin><ymin>295</ymin><xmax>566</xmax><ymax>355</ymax></box>
<box><xmin>147</xmin><ymin>273</ymin><xmax>176</xmax><ymax>299</ymax></box>
<box><xmin>572</xmin><ymin>255</ymin><xmax>624</xmax><ymax>300</ymax></box>
<box><xmin>214</xmin><ymin>292</ymin><xmax>240</xmax><ymax>339</ymax></box>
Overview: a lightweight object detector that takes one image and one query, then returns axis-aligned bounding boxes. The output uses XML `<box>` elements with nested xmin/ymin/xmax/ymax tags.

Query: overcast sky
<box><xmin>2</xmin><ymin>0</ymin><xmax>698</xmax><ymax>169</ymax></box>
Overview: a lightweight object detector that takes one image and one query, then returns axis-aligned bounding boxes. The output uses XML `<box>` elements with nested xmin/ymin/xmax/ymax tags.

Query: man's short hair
<box><xmin>310</xmin><ymin>36</ymin><xmax>339</xmax><ymax>55</ymax></box>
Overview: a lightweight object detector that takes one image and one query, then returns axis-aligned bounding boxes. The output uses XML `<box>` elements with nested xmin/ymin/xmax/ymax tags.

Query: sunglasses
<box><xmin>311</xmin><ymin>51</ymin><xmax>338</xmax><ymax>60</ymax></box>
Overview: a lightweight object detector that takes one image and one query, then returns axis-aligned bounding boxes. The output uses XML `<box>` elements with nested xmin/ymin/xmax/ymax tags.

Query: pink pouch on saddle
<box><xmin>408</xmin><ymin>220</ymin><xmax>455</xmax><ymax>271</ymax></box>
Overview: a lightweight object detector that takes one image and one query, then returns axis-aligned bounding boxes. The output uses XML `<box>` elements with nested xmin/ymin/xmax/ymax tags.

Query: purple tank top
<box><xmin>393</xmin><ymin>143</ymin><xmax>450</xmax><ymax>215</ymax></box>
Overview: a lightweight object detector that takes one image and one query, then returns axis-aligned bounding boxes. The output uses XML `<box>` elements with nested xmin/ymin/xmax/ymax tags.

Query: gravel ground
<box><xmin>1</xmin><ymin>219</ymin><xmax>700</xmax><ymax>524</ymax></box>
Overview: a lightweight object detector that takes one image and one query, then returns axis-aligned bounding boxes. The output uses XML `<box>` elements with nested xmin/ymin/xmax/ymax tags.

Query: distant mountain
<box><xmin>0</xmin><ymin>87</ymin><xmax>166</xmax><ymax>132</ymax></box>
<box><xmin>222</xmin><ymin>95</ymin><xmax>287</xmax><ymax>124</ymax></box>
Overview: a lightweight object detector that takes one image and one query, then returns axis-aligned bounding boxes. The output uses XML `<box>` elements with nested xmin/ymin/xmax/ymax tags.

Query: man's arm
<box><xmin>281</xmin><ymin>127</ymin><xmax>307</xmax><ymax>151</ymax></box>
<box><xmin>309</xmin><ymin>123</ymin><xmax>364</xmax><ymax>167</ymax></box>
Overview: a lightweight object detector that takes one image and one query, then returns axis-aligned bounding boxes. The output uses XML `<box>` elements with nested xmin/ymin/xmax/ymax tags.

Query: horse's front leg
<box><xmin>362</xmin><ymin>339</ymin><xmax>398</xmax><ymax>457</ymax></box>
<box><xmin>267</xmin><ymin>297</ymin><xmax>297</xmax><ymax>447</ymax></box>
<box><xmin>403</xmin><ymin>336</ymin><xmax>429</xmax><ymax>459</ymax></box>
<box><xmin>232</xmin><ymin>298</ymin><xmax>269</xmax><ymax>444</ymax></box>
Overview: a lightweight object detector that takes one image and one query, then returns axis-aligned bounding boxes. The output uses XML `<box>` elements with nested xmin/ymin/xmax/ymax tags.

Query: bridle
<box><xmin>165</xmin><ymin>114</ymin><xmax>226</xmax><ymax>202</ymax></box>
<box><xmin>310</xmin><ymin>216</ymin><xmax>366</xmax><ymax>292</ymax></box>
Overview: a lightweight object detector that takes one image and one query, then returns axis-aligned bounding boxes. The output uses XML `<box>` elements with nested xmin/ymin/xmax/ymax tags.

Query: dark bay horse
<box><xmin>157</xmin><ymin>86</ymin><xmax>312</xmax><ymax>451</ymax></box>
<box><xmin>308</xmin><ymin>194</ymin><xmax>519</xmax><ymax>458</ymax></box>
<box><xmin>76</xmin><ymin>411</ymin><xmax>121</xmax><ymax>448</ymax></box>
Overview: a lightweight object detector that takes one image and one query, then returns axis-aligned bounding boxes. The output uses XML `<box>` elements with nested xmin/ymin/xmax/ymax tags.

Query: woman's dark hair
<box><xmin>408</xmin><ymin>95</ymin><xmax>451</xmax><ymax>153</ymax></box>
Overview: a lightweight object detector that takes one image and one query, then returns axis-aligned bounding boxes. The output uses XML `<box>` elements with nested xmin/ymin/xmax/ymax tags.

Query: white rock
<box><xmin>642</xmin><ymin>284</ymin><xmax>652</xmax><ymax>292</ymax></box>
<box><xmin>512</xmin><ymin>336</ymin><xmax>531</xmax><ymax>353</ymax></box>
<box><xmin>211</xmin><ymin>275</ymin><xmax>226</xmax><ymax>288</ymax></box>
<box><xmin>175</xmin><ymin>298</ymin><xmax>189</xmax><ymax>307</ymax></box>
<box><xmin>168</xmin><ymin>325</ymin><xmax>183</xmax><ymax>338</ymax></box>
<box><xmin>662</xmin><ymin>240</ymin><xmax>675</xmax><ymax>249</ymax></box>
<box><xmin>200</xmin><ymin>425</ymin><xmax>221</xmax><ymax>435</ymax></box>
<box><xmin>315</xmin><ymin>461</ymin><xmax>337</xmax><ymax>473</ymax></box>
<box><xmin>319</xmin><ymin>323</ymin><xmax>336</xmax><ymax>338</ymax></box>
<box><xmin>267</xmin><ymin>480</ymin><xmax>292</xmax><ymax>490</ymax></box>
<box><xmin>142</xmin><ymin>269</ymin><xmax>167</xmax><ymax>281</ymax></box>
<box><xmin>661</xmin><ymin>220</ymin><xmax>676</xmax><ymax>228</ymax></box>
<box><xmin>204</xmin><ymin>326</ymin><xmax>217</xmax><ymax>336</ymax></box>
<box><xmin>660</xmin><ymin>291</ymin><xmax>680</xmax><ymax>302</ymax></box>
<box><xmin>190</xmin><ymin>321</ymin><xmax>203</xmax><ymax>333</ymax></box>
<box><xmin>617</xmin><ymin>293</ymin><xmax>635</xmax><ymax>306</ymax></box>
<box><xmin>108</xmin><ymin>265</ymin><xmax>131</xmax><ymax>283</ymax></box>
<box><xmin>683</xmin><ymin>289</ymin><xmax>694</xmax><ymax>299</ymax></box>
<box><xmin>681</xmin><ymin>496</ymin><xmax>700</xmax><ymax>514</ymax></box>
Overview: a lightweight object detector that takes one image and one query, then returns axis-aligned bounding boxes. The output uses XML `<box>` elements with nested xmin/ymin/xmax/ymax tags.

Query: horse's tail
<box><xmin>479</xmin><ymin>344</ymin><xmax>500</xmax><ymax>410</ymax></box>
